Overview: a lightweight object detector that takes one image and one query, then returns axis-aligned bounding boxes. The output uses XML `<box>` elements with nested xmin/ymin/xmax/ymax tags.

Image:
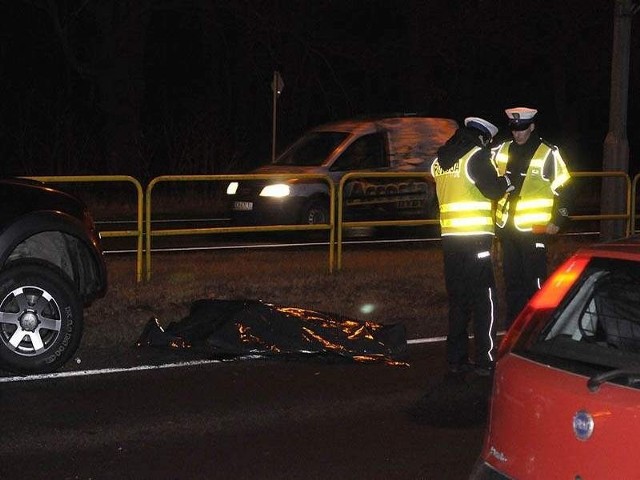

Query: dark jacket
<box><xmin>437</xmin><ymin>127</ymin><xmax>508</xmax><ymax>200</ymax></box>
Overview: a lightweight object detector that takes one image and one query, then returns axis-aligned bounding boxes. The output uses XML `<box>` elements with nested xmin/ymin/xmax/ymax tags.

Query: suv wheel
<box><xmin>0</xmin><ymin>263</ymin><xmax>83</xmax><ymax>374</ymax></box>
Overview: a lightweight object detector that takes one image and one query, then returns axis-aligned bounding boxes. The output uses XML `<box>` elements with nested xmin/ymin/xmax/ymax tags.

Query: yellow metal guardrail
<box><xmin>568</xmin><ymin>171</ymin><xmax>632</xmax><ymax>237</ymax></box>
<box><xmin>336</xmin><ymin>171</ymin><xmax>439</xmax><ymax>270</ymax></box>
<box><xmin>27</xmin><ymin>175</ymin><xmax>145</xmax><ymax>282</ymax></box>
<box><xmin>336</xmin><ymin>170</ymin><xmax>634</xmax><ymax>270</ymax></box>
<box><xmin>26</xmin><ymin>171</ymin><xmax>638</xmax><ymax>282</ymax></box>
<box><xmin>145</xmin><ymin>174</ymin><xmax>335</xmax><ymax>280</ymax></box>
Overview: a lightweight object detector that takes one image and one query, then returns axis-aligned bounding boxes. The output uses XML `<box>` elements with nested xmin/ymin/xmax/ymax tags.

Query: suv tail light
<box><xmin>498</xmin><ymin>254</ymin><xmax>591</xmax><ymax>358</ymax></box>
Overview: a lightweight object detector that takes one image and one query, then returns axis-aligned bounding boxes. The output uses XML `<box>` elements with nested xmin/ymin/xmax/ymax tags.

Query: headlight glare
<box><xmin>260</xmin><ymin>184</ymin><xmax>290</xmax><ymax>197</ymax></box>
<box><xmin>226</xmin><ymin>182</ymin><xmax>239</xmax><ymax>195</ymax></box>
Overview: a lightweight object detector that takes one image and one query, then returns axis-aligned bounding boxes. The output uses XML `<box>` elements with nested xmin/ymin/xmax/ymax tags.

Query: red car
<box><xmin>470</xmin><ymin>235</ymin><xmax>640</xmax><ymax>479</ymax></box>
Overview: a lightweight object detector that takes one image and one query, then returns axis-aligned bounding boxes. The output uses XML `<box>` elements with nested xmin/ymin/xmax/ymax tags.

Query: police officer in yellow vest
<box><xmin>431</xmin><ymin>117</ymin><xmax>513</xmax><ymax>375</ymax></box>
<box><xmin>494</xmin><ymin>107</ymin><xmax>571</xmax><ymax>327</ymax></box>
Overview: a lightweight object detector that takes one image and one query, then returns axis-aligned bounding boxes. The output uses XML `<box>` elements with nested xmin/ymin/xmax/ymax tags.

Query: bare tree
<box><xmin>601</xmin><ymin>0</ymin><xmax>638</xmax><ymax>240</ymax></box>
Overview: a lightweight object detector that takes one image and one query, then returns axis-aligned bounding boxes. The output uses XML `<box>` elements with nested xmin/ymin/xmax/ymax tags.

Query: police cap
<box><xmin>464</xmin><ymin>117</ymin><xmax>498</xmax><ymax>140</ymax></box>
<box><xmin>505</xmin><ymin>107</ymin><xmax>537</xmax><ymax>131</ymax></box>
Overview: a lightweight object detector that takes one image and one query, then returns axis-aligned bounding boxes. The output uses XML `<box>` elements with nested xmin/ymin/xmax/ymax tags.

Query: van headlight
<box><xmin>226</xmin><ymin>182</ymin><xmax>239</xmax><ymax>195</ymax></box>
<box><xmin>260</xmin><ymin>184</ymin><xmax>290</xmax><ymax>197</ymax></box>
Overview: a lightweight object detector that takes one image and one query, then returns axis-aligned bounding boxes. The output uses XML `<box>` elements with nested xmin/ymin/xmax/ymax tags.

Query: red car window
<box><xmin>501</xmin><ymin>256</ymin><xmax>640</xmax><ymax>382</ymax></box>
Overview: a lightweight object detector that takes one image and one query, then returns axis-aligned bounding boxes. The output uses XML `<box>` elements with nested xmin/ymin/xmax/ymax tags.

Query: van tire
<box><xmin>424</xmin><ymin>195</ymin><xmax>440</xmax><ymax>220</ymax></box>
<box><xmin>301</xmin><ymin>200</ymin><xmax>329</xmax><ymax>225</ymax></box>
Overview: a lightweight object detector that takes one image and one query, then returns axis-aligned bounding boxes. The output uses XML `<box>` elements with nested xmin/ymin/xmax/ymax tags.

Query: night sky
<box><xmin>0</xmin><ymin>0</ymin><xmax>638</xmax><ymax>180</ymax></box>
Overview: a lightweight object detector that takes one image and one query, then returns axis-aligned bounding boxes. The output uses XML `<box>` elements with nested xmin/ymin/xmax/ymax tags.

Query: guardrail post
<box><xmin>336</xmin><ymin>171</ymin><xmax>440</xmax><ymax>271</ymax></box>
<box><xmin>632</xmin><ymin>173</ymin><xmax>639</xmax><ymax>235</ymax></box>
<box><xmin>145</xmin><ymin>174</ymin><xmax>335</xmax><ymax>280</ymax></box>
<box><xmin>569</xmin><ymin>171</ymin><xmax>631</xmax><ymax>238</ymax></box>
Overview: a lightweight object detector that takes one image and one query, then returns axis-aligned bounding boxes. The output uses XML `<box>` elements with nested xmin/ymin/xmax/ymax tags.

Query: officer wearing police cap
<box><xmin>431</xmin><ymin>116</ymin><xmax>513</xmax><ymax>375</ymax></box>
<box><xmin>492</xmin><ymin>106</ymin><xmax>572</xmax><ymax>328</ymax></box>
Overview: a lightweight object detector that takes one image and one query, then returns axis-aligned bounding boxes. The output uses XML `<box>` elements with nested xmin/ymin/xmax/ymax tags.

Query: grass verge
<box><xmin>83</xmin><ymin>236</ymin><xmax>593</xmax><ymax>350</ymax></box>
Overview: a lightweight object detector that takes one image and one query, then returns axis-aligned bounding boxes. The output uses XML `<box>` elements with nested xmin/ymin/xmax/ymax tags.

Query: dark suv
<box><xmin>0</xmin><ymin>178</ymin><xmax>107</xmax><ymax>374</ymax></box>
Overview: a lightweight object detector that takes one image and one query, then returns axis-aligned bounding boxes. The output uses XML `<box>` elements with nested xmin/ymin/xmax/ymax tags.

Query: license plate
<box><xmin>233</xmin><ymin>201</ymin><xmax>253</xmax><ymax>211</ymax></box>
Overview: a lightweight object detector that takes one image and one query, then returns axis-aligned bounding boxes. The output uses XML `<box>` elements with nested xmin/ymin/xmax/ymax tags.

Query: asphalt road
<box><xmin>0</xmin><ymin>343</ymin><xmax>488</xmax><ymax>480</ymax></box>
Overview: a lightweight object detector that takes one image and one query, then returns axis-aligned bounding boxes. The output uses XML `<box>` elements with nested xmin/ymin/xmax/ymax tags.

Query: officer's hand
<box><xmin>502</xmin><ymin>175</ymin><xmax>515</xmax><ymax>193</ymax></box>
<box><xmin>546</xmin><ymin>223</ymin><xmax>560</xmax><ymax>235</ymax></box>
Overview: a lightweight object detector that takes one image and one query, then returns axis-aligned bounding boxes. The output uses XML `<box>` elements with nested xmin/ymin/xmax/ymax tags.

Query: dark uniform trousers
<box><xmin>442</xmin><ymin>235</ymin><xmax>497</xmax><ymax>369</ymax></box>
<box><xmin>499</xmin><ymin>229</ymin><xmax>548</xmax><ymax>327</ymax></box>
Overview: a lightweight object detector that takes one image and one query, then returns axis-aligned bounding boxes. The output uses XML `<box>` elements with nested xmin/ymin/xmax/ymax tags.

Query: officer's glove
<box><xmin>546</xmin><ymin>223</ymin><xmax>560</xmax><ymax>235</ymax></box>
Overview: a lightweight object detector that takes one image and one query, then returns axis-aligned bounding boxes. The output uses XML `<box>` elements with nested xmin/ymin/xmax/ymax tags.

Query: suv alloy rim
<box><xmin>0</xmin><ymin>285</ymin><xmax>62</xmax><ymax>356</ymax></box>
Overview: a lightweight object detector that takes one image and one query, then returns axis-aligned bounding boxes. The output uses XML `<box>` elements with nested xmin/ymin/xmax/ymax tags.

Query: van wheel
<box><xmin>0</xmin><ymin>263</ymin><xmax>83</xmax><ymax>374</ymax></box>
<box><xmin>301</xmin><ymin>201</ymin><xmax>329</xmax><ymax>225</ymax></box>
<box><xmin>423</xmin><ymin>196</ymin><xmax>440</xmax><ymax>220</ymax></box>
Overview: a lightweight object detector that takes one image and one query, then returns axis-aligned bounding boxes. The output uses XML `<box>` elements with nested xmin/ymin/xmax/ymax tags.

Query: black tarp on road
<box><xmin>136</xmin><ymin>299</ymin><xmax>407</xmax><ymax>365</ymax></box>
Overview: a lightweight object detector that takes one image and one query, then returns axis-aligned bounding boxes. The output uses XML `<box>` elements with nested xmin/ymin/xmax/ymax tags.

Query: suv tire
<box><xmin>0</xmin><ymin>262</ymin><xmax>83</xmax><ymax>374</ymax></box>
<box><xmin>302</xmin><ymin>200</ymin><xmax>329</xmax><ymax>225</ymax></box>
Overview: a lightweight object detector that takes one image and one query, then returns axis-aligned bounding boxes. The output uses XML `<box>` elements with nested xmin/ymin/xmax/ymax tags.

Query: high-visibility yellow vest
<box><xmin>431</xmin><ymin>147</ymin><xmax>494</xmax><ymax>237</ymax></box>
<box><xmin>494</xmin><ymin>140</ymin><xmax>571</xmax><ymax>231</ymax></box>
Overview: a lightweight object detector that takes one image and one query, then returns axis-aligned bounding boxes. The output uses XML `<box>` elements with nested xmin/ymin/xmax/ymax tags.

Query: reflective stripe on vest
<box><xmin>494</xmin><ymin>141</ymin><xmax>570</xmax><ymax>232</ymax></box>
<box><xmin>431</xmin><ymin>147</ymin><xmax>494</xmax><ymax>236</ymax></box>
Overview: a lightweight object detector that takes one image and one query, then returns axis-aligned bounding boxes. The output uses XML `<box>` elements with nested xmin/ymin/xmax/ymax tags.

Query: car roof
<box><xmin>577</xmin><ymin>234</ymin><xmax>640</xmax><ymax>261</ymax></box>
<box><xmin>310</xmin><ymin>116</ymin><xmax>458</xmax><ymax>168</ymax></box>
<box><xmin>311</xmin><ymin>115</ymin><xmax>457</xmax><ymax>135</ymax></box>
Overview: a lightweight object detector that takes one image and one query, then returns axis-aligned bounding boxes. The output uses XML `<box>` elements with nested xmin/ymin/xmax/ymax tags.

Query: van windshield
<box><xmin>274</xmin><ymin>132</ymin><xmax>349</xmax><ymax>166</ymax></box>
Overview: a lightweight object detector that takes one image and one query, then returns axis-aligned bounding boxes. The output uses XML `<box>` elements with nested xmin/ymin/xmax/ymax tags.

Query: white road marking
<box><xmin>0</xmin><ymin>359</ymin><xmax>227</xmax><ymax>383</ymax></box>
<box><xmin>1</xmin><ymin>332</ymin><xmax>507</xmax><ymax>383</ymax></box>
<box><xmin>407</xmin><ymin>336</ymin><xmax>446</xmax><ymax>344</ymax></box>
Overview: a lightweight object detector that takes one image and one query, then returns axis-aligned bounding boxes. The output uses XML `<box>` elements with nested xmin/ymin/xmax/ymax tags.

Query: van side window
<box><xmin>330</xmin><ymin>134</ymin><xmax>386</xmax><ymax>171</ymax></box>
